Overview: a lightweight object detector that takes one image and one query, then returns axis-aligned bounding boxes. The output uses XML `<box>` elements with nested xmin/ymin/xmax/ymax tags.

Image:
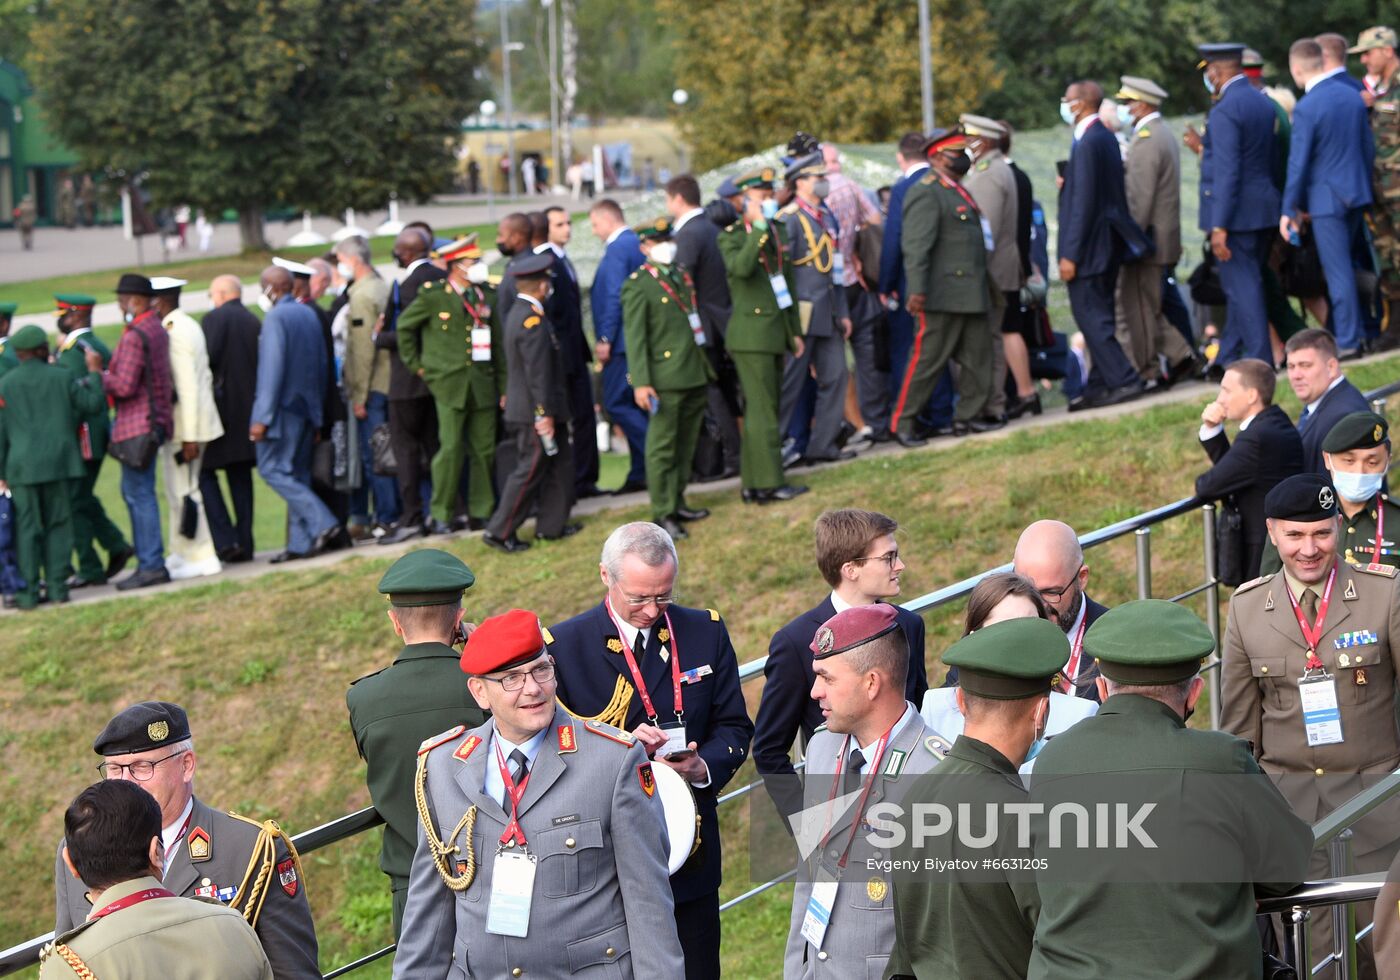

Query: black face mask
<box><xmin>946</xmin><ymin>152</ymin><xmax>972</xmax><ymax>177</ymax></box>
<box><xmin>498</xmin><ymin>241</ymin><xmax>518</xmax><ymax>257</ymax></box>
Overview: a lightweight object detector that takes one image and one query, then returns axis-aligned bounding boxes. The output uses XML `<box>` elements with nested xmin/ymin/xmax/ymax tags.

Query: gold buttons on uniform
<box><xmin>661</xmin><ymin>296</ymin><xmax>668</xmax><ymax>304</ymax></box>
<box><xmin>1348</xmin><ymin>527</ymin><xmax>1355</xmax><ymax>534</ymax></box>
<box><xmin>512</xmin><ymin>970</ymin><xmax>523</xmax><ymax>977</ymax></box>
<box><xmin>606</xmin><ymin>948</ymin><xmax>616</xmax><ymax>957</ymax></box>
<box><xmin>565</xmin><ymin>838</ymin><xmax>576</xmax><ymax>848</ymax></box>
<box><xmin>663</xmin><ymin>351</ymin><xmax>671</xmax><ymax>358</ymax></box>
<box><xmin>1315</xmin><ymin>768</ymin><xmax>1325</xmax><ymax>776</ymax></box>
<box><xmin>754</xmin><ymin>308</ymin><xmax>762</xmax><ymax>314</ymax></box>
<box><xmin>1260</xmin><ymin>666</ymin><xmax>1269</xmax><ymax>674</ymax></box>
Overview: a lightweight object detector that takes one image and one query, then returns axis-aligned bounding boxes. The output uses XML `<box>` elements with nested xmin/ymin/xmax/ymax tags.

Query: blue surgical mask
<box><xmin>1059</xmin><ymin>100</ymin><xmax>1076</xmax><ymax>126</ymax></box>
<box><xmin>1330</xmin><ymin>469</ymin><xmax>1385</xmax><ymax>503</ymax></box>
<box><xmin>1203</xmin><ymin>72</ymin><xmax>1216</xmax><ymax>95</ymax></box>
<box><xmin>760</xmin><ymin>198</ymin><xmax>778</xmax><ymax>221</ymax></box>
<box><xmin>1116</xmin><ymin>103</ymin><xmax>1134</xmax><ymax>128</ymax></box>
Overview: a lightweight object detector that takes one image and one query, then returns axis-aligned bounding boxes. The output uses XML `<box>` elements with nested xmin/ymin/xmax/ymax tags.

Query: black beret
<box><xmin>1265</xmin><ymin>473</ymin><xmax>1338</xmax><ymax>522</ymax></box>
<box><xmin>114</xmin><ymin>273</ymin><xmax>154</xmax><ymax>297</ymax></box>
<box><xmin>1322</xmin><ymin>411</ymin><xmax>1389</xmax><ymax>454</ymax></box>
<box><xmin>93</xmin><ymin>701</ymin><xmax>191</xmax><ymax>756</ymax></box>
<box><xmin>509</xmin><ymin>252</ymin><xmax>554</xmax><ymax>280</ymax></box>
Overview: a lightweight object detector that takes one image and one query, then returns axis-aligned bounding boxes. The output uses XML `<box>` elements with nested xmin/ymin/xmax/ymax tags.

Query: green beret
<box><xmin>0</xmin><ymin>302</ymin><xmax>16</xmax><ymax>316</ymax></box>
<box><xmin>377</xmin><ymin>548</ymin><xmax>475</xmax><ymax>607</ymax></box>
<box><xmin>734</xmin><ymin>166</ymin><xmax>778</xmax><ymax>191</ymax></box>
<box><xmin>1086</xmin><ymin>600</ymin><xmax>1213</xmax><ymax>685</ymax></box>
<box><xmin>633</xmin><ymin>217</ymin><xmax>672</xmax><ymax>241</ymax></box>
<box><xmin>943</xmin><ymin>617</ymin><xmax>1069</xmax><ymax>700</ymax></box>
<box><xmin>8</xmin><ymin>324</ymin><xmax>49</xmax><ymax>352</ymax></box>
<box><xmin>55</xmin><ymin>293</ymin><xmax>97</xmax><ymax>310</ymax></box>
<box><xmin>1322</xmin><ymin>411</ymin><xmax>1389</xmax><ymax>454</ymax></box>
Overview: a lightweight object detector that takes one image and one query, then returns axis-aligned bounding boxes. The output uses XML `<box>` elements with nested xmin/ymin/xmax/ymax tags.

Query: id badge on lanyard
<box><xmin>770</xmin><ymin>274</ymin><xmax>795</xmax><ymax>310</ymax></box>
<box><xmin>1300</xmin><ymin>673</ymin><xmax>1344</xmax><ymax>746</ymax></box>
<box><xmin>800</xmin><ymin>868</ymin><xmax>841</xmax><ymax>951</ymax></box>
<box><xmin>471</xmin><ymin>327</ymin><xmax>492</xmax><ymax>361</ymax></box>
<box><xmin>687</xmin><ymin>311</ymin><xmax>707</xmax><ymax>346</ymax></box>
<box><xmin>979</xmin><ymin>216</ymin><xmax>995</xmax><ymax>251</ymax></box>
<box><xmin>486</xmin><ymin>850</ymin><xmax>537</xmax><ymax>936</ymax></box>
<box><xmin>831</xmin><ymin>251</ymin><xmax>845</xmax><ymax>283</ymax></box>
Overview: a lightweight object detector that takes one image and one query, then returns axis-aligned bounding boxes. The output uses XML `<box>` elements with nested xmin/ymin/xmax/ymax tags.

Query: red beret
<box><xmin>460</xmin><ymin>609</ymin><xmax>547</xmax><ymax>675</ymax></box>
<box><xmin>810</xmin><ymin>603</ymin><xmax>900</xmax><ymax>660</ymax></box>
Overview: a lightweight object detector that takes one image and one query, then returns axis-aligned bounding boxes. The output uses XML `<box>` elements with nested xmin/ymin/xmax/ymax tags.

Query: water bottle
<box><xmin>540</xmin><ymin>429</ymin><xmax>559</xmax><ymax>457</ymax></box>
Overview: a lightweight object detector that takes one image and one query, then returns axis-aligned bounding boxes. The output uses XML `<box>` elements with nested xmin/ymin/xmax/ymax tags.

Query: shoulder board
<box><xmin>1355</xmin><ymin>562</ymin><xmax>1398</xmax><ymax>578</ymax></box>
<box><xmin>924</xmin><ymin>733</ymin><xmax>952</xmax><ymax>760</ymax></box>
<box><xmin>975</xmin><ymin>159</ymin><xmax>990</xmax><ymax>171</ymax></box>
<box><xmin>919</xmin><ymin>172</ymin><xmax>937</xmax><ymax>184</ymax></box>
<box><xmin>584</xmin><ymin>719</ymin><xmax>636</xmax><ymax>746</ymax></box>
<box><xmin>724</xmin><ymin>223</ymin><xmax>737</xmax><ymax>233</ymax></box>
<box><xmin>542</xmin><ymin>625</ymin><xmax>555</xmax><ymax>645</ymax></box>
<box><xmin>418</xmin><ymin>724</ymin><xmax>468</xmax><ymax>755</ymax></box>
<box><xmin>775</xmin><ymin>202</ymin><xmax>799</xmax><ymax>217</ymax></box>
<box><xmin>348</xmin><ymin>665</ymin><xmax>387</xmax><ymax>686</ymax></box>
<box><xmin>1139</xmin><ymin>128</ymin><xmax>1152</xmax><ymax>139</ymax></box>
<box><xmin>708</xmin><ymin>608</ymin><xmax>720</xmax><ymax>622</ymax></box>
<box><xmin>1233</xmin><ymin>573</ymin><xmax>1273</xmax><ymax>595</ymax></box>
<box><xmin>523</xmin><ymin>315</ymin><xmax>540</xmax><ymax>329</ymax></box>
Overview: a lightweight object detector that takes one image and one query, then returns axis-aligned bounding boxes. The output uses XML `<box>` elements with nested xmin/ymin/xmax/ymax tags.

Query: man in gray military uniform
<box><xmin>1222</xmin><ymin>472</ymin><xmax>1400</xmax><ymax>976</ymax></box>
<box><xmin>779</xmin><ymin>152</ymin><xmax>855</xmax><ymax>465</ymax></box>
<box><xmin>42</xmin><ymin>780</ymin><xmax>273</xmax><ymax>980</ymax></box>
<box><xmin>961</xmin><ymin>115</ymin><xmax>1022</xmax><ymax>422</ymax></box>
<box><xmin>784</xmin><ymin>603</ymin><xmax>948</xmax><ymax>979</ymax></box>
<box><xmin>53</xmin><ymin>702</ymin><xmax>319</xmax><ymax>978</ymax></box>
<box><xmin>394</xmin><ymin>609</ymin><xmax>684</xmax><ymax>979</ymax></box>
<box><xmin>1114</xmin><ymin>76</ymin><xmax>1196</xmax><ymax>387</ymax></box>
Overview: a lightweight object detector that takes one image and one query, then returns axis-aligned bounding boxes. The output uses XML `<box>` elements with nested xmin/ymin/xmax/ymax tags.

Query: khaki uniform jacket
<box><xmin>963</xmin><ymin>150</ymin><xmax>1022</xmax><ymax>292</ymax></box>
<box><xmin>620</xmin><ymin>262</ymin><xmax>715</xmax><ymax>392</ymax></box>
<box><xmin>718</xmin><ymin>219</ymin><xmax>802</xmax><ymax>355</ymax></box>
<box><xmin>344</xmin><ymin>274</ymin><xmax>391</xmax><ymax>407</ymax></box>
<box><xmin>41</xmin><ymin>876</ymin><xmax>272</xmax><ymax>980</ymax></box>
<box><xmin>784</xmin><ymin>706</ymin><xmax>947</xmax><ymax>980</ymax></box>
<box><xmin>900</xmin><ymin>172</ymin><xmax>995</xmax><ymax>314</ymax></box>
<box><xmin>54</xmin><ymin>798</ymin><xmax>320</xmax><ymax>979</ymax></box>
<box><xmin>395</xmin><ymin>279</ymin><xmax>506</xmax><ymax>411</ymax></box>
<box><xmin>392</xmin><ymin>709</ymin><xmax>685</xmax><ymax>979</ymax></box>
<box><xmin>1124</xmin><ymin>116</ymin><xmax>1182</xmax><ymax>267</ymax></box>
<box><xmin>1221</xmin><ymin>559</ymin><xmax>1400</xmax><ymax>852</ymax></box>
<box><xmin>162</xmin><ymin>309</ymin><xmax>225</xmax><ymax>445</ymax></box>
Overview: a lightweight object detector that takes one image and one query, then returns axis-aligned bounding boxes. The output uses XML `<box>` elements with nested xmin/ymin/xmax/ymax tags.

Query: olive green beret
<box><xmin>1086</xmin><ymin>599</ymin><xmax>1213</xmax><ymax>685</ymax></box>
<box><xmin>633</xmin><ymin>217</ymin><xmax>672</xmax><ymax>241</ymax></box>
<box><xmin>734</xmin><ymin>166</ymin><xmax>778</xmax><ymax>191</ymax></box>
<box><xmin>943</xmin><ymin>617</ymin><xmax>1069</xmax><ymax>700</ymax></box>
<box><xmin>1322</xmin><ymin>411</ymin><xmax>1389</xmax><ymax>454</ymax></box>
<box><xmin>0</xmin><ymin>302</ymin><xmax>17</xmax><ymax>316</ymax></box>
<box><xmin>8</xmin><ymin>324</ymin><xmax>49</xmax><ymax>352</ymax></box>
<box><xmin>377</xmin><ymin>548</ymin><xmax>475</xmax><ymax>607</ymax></box>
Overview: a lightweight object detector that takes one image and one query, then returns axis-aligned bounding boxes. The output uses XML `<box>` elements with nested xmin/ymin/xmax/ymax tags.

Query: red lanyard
<box><xmin>644</xmin><ymin>265</ymin><xmax>698</xmax><ymax>316</ymax></box>
<box><xmin>91</xmin><ymin>887</ymin><xmax>175</xmax><ymax>921</ymax></box>
<box><xmin>494</xmin><ymin>740</ymin><xmax>534</xmax><ymax>847</ymax></box>
<box><xmin>745</xmin><ymin>219</ymin><xmax>787</xmax><ymax>276</ymax></box>
<box><xmin>820</xmin><ymin>725</ymin><xmax>895</xmax><ymax>870</ymax></box>
<box><xmin>1060</xmin><ymin>612</ymin><xmax>1089</xmax><ymax>694</ymax></box>
<box><xmin>1284</xmin><ymin>565</ymin><xmax>1336</xmax><ymax>670</ymax></box>
<box><xmin>164</xmin><ymin>808</ymin><xmax>193</xmax><ymax>868</ymax></box>
<box><xmin>946</xmin><ymin>177</ymin><xmax>980</xmax><ymax>213</ymax></box>
<box><xmin>605</xmin><ymin>598</ymin><xmax>684</xmax><ymax>726</ymax></box>
<box><xmin>448</xmin><ymin>281</ymin><xmax>485</xmax><ymax>328</ymax></box>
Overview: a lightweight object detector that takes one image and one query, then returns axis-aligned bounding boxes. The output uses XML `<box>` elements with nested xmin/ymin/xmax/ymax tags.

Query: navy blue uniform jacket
<box><xmin>549</xmin><ymin>602</ymin><xmax>754</xmax><ymax>903</ymax></box>
<box><xmin>1198</xmin><ymin>77</ymin><xmax>1281</xmax><ymax>232</ymax></box>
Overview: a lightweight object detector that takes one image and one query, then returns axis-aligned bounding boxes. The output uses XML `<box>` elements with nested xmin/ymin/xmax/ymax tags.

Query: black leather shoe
<box><xmin>576</xmin><ymin>484</ymin><xmax>605</xmax><ymax>499</ymax></box>
<box><xmin>425</xmin><ymin>519</ymin><xmax>455</xmax><ymax>536</ymax></box>
<box><xmin>866</xmin><ymin>428</ymin><xmax>894</xmax><ymax>444</ymax></box>
<box><xmin>115</xmin><ymin>567</ymin><xmax>172</xmax><ymax>590</ymax></box>
<box><xmin>1163</xmin><ymin>355</ymin><xmax>1204</xmax><ymax>388</ymax></box>
<box><xmin>377</xmin><ymin>523</ymin><xmax>424</xmax><ymax>546</ymax></box>
<box><xmin>1337</xmin><ymin>346</ymin><xmax>1362</xmax><ymax>362</ymax></box>
<box><xmin>1006</xmin><ymin>393</ymin><xmax>1042</xmax><ymax>419</ymax></box>
<box><xmin>675</xmin><ymin>506</ymin><xmax>710</xmax><ymax>522</ymax></box>
<box><xmin>762</xmin><ymin>484</ymin><xmax>809</xmax><ymax>503</ymax></box>
<box><xmin>269</xmin><ymin>550</ymin><xmax>306</xmax><ymax>564</ymax></box>
<box><xmin>104</xmin><ymin>545</ymin><xmax>135</xmax><ymax>580</ymax></box>
<box><xmin>1199</xmin><ymin>361</ymin><xmax>1225</xmax><ymax>383</ymax></box>
<box><xmin>483</xmin><ymin>532</ymin><xmax>531</xmax><ymax>553</ymax></box>
<box><xmin>660</xmin><ymin>517</ymin><xmax>689</xmax><ymax>540</ymax></box>
<box><xmin>894</xmin><ymin>432</ymin><xmax>927</xmax><ymax>449</ymax></box>
<box><xmin>66</xmin><ymin>574</ymin><xmax>104</xmax><ymax>590</ymax></box>
<box><xmin>834</xmin><ymin>419</ymin><xmax>856</xmax><ymax>449</ymax></box>
<box><xmin>780</xmin><ymin>446</ymin><xmax>803</xmax><ymax>469</ymax></box>
<box><xmin>1067</xmin><ymin>396</ymin><xmax>1090</xmax><ymax>412</ymax></box>
<box><xmin>537</xmin><ymin>522</ymin><xmax>583</xmax><ymax>541</ymax></box>
<box><xmin>217</xmin><ymin>545</ymin><xmax>251</xmax><ymax>564</ymax></box>
<box><xmin>314</xmin><ymin>525</ymin><xmax>354</xmax><ymax>554</ymax></box>
<box><xmin>614</xmin><ymin>480</ymin><xmax>647</xmax><ymax>495</ymax></box>
<box><xmin>467</xmin><ymin>517</ymin><xmax>487</xmax><ymax>532</ymax></box>
<box><xmin>1096</xmin><ymin>381</ymin><xmax>1145</xmax><ymax>407</ymax></box>
<box><xmin>913</xmin><ymin>422</ymin><xmax>955</xmax><ymax>439</ymax></box>
<box><xmin>741</xmin><ymin>488</ymin><xmax>761</xmax><ymax>504</ymax></box>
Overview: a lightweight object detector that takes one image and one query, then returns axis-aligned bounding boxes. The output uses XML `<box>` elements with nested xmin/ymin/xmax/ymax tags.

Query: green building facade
<box><xmin>0</xmin><ymin>59</ymin><xmax>79</xmax><ymax>227</ymax></box>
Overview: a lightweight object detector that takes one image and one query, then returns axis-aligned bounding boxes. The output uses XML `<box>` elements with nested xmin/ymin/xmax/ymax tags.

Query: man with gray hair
<box><xmin>547</xmin><ymin>521</ymin><xmax>754</xmax><ymax>980</ymax></box>
<box><xmin>1011</xmin><ymin>519</ymin><xmax>1110</xmax><ymax>701</ymax></box>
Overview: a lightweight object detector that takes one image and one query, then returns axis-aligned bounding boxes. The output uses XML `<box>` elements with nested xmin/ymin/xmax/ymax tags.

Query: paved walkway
<box><xmin>13</xmin><ymin>358</ymin><xmax>1359</xmax><ymax>616</ymax></box>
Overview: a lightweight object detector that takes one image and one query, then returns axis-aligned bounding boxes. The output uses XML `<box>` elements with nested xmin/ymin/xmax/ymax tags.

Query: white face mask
<box><xmin>123</xmin><ymin>311</ymin><xmax>134</xmax><ymax>324</ymax></box>
<box><xmin>256</xmin><ymin>292</ymin><xmax>273</xmax><ymax>313</ymax></box>
<box><xmin>1331</xmin><ymin>469</ymin><xmax>1385</xmax><ymax>503</ymax></box>
<box><xmin>649</xmin><ymin>242</ymin><xmax>677</xmax><ymax>265</ymax></box>
<box><xmin>336</xmin><ymin>261</ymin><xmax>354</xmax><ymax>280</ymax></box>
<box><xmin>329</xmin><ymin>281</ymin><xmax>347</xmax><ymax>297</ymax></box>
<box><xmin>466</xmin><ymin>262</ymin><xmax>490</xmax><ymax>284</ymax></box>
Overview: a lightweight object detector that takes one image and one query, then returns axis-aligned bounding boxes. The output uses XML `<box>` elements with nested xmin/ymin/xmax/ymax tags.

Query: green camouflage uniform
<box><xmin>1370</xmin><ymin>67</ymin><xmax>1400</xmax><ymax>300</ymax></box>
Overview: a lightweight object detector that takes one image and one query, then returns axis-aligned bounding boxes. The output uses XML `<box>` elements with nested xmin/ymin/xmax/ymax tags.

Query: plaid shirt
<box><xmin>824</xmin><ymin>172</ymin><xmax>881</xmax><ymax>286</ymax></box>
<box><xmin>104</xmin><ymin>309</ymin><xmax>174</xmax><ymax>444</ymax></box>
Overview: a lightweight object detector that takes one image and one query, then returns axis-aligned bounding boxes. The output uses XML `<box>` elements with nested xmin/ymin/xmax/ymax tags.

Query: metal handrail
<box><xmin>4</xmin><ymin>377</ymin><xmax>1396</xmax><ymax>977</ymax></box>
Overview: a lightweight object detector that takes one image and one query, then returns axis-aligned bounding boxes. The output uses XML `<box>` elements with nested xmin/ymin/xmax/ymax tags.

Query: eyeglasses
<box><xmin>482</xmin><ymin>661</ymin><xmax>556</xmax><ymax>692</ymax></box>
<box><xmin>1037</xmin><ymin>563</ymin><xmax>1084</xmax><ymax>601</ymax></box>
<box><xmin>850</xmin><ymin>550</ymin><xmax>899</xmax><ymax>569</ymax></box>
<box><xmin>97</xmin><ymin>750</ymin><xmax>186</xmax><ymax>781</ymax></box>
<box><xmin>618</xmin><ymin>592</ymin><xmax>674</xmax><ymax>609</ymax></box>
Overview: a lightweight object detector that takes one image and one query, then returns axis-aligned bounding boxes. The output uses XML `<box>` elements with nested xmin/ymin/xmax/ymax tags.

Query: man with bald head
<box><xmin>251</xmin><ymin>266</ymin><xmax>347</xmax><ymax>561</ymax></box>
<box><xmin>1012</xmin><ymin>519</ymin><xmax>1110</xmax><ymax>701</ymax></box>
<box><xmin>377</xmin><ymin>227</ymin><xmax>447</xmax><ymax>544</ymax></box>
<box><xmin>200</xmin><ymin>275</ymin><xmax>262</xmax><ymax>562</ymax></box>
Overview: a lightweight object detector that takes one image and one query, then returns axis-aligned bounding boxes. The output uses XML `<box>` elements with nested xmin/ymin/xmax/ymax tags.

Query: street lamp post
<box><xmin>671</xmin><ymin>89</ymin><xmax>690</xmax><ymax>174</ymax></box>
<box><xmin>480</xmin><ymin>99</ymin><xmax>499</xmax><ymax>221</ymax></box>
<box><xmin>917</xmin><ymin>0</ymin><xmax>935</xmax><ymax>131</ymax></box>
<box><xmin>499</xmin><ymin>2</ymin><xmax>522</xmax><ymax>197</ymax></box>
<box><xmin>543</xmin><ymin>0</ymin><xmax>560</xmax><ymax>188</ymax></box>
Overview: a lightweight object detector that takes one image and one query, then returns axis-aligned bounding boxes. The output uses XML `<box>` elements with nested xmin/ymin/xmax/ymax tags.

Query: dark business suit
<box><xmin>377</xmin><ymin>261</ymin><xmax>446</xmax><ymax>526</ymax></box>
<box><xmin>1063</xmin><ymin>595</ymin><xmax>1110</xmax><ymax>702</ymax></box>
<box><xmin>1199</xmin><ymin>75</ymin><xmax>1281</xmax><ymax>365</ymax></box>
<box><xmin>592</xmin><ymin>228</ymin><xmax>649</xmax><ymax>486</ymax></box>
<box><xmin>1195</xmin><ymin>404</ymin><xmax>1305</xmax><ymax>581</ymax></box>
<box><xmin>199</xmin><ymin>300</ymin><xmax>260</xmax><ymax>557</ymax></box>
<box><xmin>534</xmin><ymin>245</ymin><xmax>599</xmax><ymax>494</ymax></box>
<box><xmin>1284</xmin><ymin>74</ymin><xmax>1375</xmax><ymax>353</ymax></box>
<box><xmin>1298</xmin><ymin>376</ymin><xmax>1371</xmax><ymax>473</ymax></box>
<box><xmin>673</xmin><ymin>211</ymin><xmax>742</xmax><ymax>473</ymax></box>
<box><xmin>549</xmin><ymin>602</ymin><xmax>754</xmax><ymax>980</ymax></box>
<box><xmin>753</xmin><ymin>597</ymin><xmax>929</xmax><ymax>820</ymax></box>
<box><xmin>1058</xmin><ymin>117</ymin><xmax>1146</xmax><ymax>395</ymax></box>
<box><xmin>879</xmin><ymin>164</ymin><xmax>954</xmax><ymax>426</ymax></box>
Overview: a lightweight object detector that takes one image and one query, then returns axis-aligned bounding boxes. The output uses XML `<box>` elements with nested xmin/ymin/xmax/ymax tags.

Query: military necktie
<box><xmin>1301</xmin><ymin>587</ymin><xmax>1319</xmax><ymax>628</ymax></box>
<box><xmin>633</xmin><ymin>629</ymin><xmax>647</xmax><ymax>661</ymax></box>
<box><xmin>502</xmin><ymin>748</ymin><xmax>529</xmax><ymax>811</ymax></box>
<box><xmin>843</xmin><ymin>747</ymin><xmax>866</xmax><ymax>799</ymax></box>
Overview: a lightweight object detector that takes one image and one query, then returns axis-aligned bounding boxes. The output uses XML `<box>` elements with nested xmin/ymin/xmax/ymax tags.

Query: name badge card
<box><xmin>831</xmin><ymin>251</ymin><xmax>845</xmax><ymax>282</ymax></box>
<box><xmin>1300</xmin><ymin>674</ymin><xmax>1344</xmax><ymax>747</ymax></box>
<box><xmin>485</xmin><ymin>850</ymin><xmax>537</xmax><ymax>937</ymax></box>
<box><xmin>770</xmin><ymin>274</ymin><xmax>794</xmax><ymax>310</ymax></box>
<box><xmin>980</xmin><ymin>217</ymin><xmax>995</xmax><ymax>251</ymax></box>
<box><xmin>800</xmin><ymin>868</ymin><xmax>840</xmax><ymax>951</ymax></box>
<box><xmin>687</xmin><ymin>312</ymin><xmax>706</xmax><ymax>346</ymax></box>
<box><xmin>471</xmin><ymin>328</ymin><xmax>492</xmax><ymax>361</ymax></box>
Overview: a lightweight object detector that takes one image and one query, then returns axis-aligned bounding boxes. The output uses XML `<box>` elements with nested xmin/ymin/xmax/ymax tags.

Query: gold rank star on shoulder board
<box><xmin>523</xmin><ymin>315</ymin><xmax>540</xmax><ymax>329</ymax></box>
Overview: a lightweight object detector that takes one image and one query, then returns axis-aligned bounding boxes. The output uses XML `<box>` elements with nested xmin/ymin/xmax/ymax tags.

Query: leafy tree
<box><xmin>29</xmin><ymin>0</ymin><xmax>483</xmax><ymax>250</ymax></box>
<box><xmin>663</xmin><ymin>0</ymin><xmax>1001</xmax><ymax>169</ymax></box>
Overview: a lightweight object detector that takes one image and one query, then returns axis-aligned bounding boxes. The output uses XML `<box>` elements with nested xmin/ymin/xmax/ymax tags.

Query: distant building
<box><xmin>0</xmin><ymin>59</ymin><xmax>80</xmax><ymax>227</ymax></box>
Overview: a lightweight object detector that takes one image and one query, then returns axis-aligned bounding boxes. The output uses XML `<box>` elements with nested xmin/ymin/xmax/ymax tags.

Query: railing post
<box><xmin>1202</xmin><ymin>504</ymin><xmax>1222</xmax><ymax>732</ymax></box>
<box><xmin>1372</xmin><ymin>397</ymin><xmax>1388</xmax><ymax>418</ymax></box>
<box><xmin>1329</xmin><ymin>829</ymin><xmax>1355</xmax><ymax>980</ymax></box>
<box><xmin>1134</xmin><ymin>526</ymin><xmax>1152</xmax><ymax>600</ymax></box>
<box><xmin>1286</xmin><ymin>906</ymin><xmax>1311</xmax><ymax>973</ymax></box>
